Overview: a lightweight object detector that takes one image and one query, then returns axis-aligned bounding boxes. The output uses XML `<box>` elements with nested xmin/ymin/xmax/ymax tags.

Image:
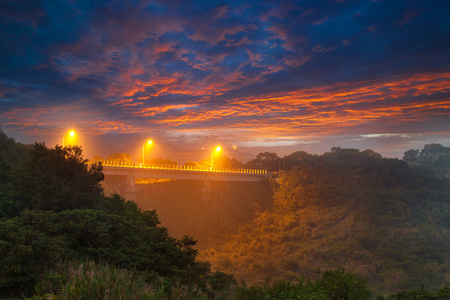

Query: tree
<box><xmin>0</xmin><ymin>131</ymin><xmax>234</xmax><ymax>298</ymax></box>
<box><xmin>404</xmin><ymin>144</ymin><xmax>450</xmax><ymax>176</ymax></box>
<box><xmin>0</xmin><ymin>150</ymin><xmax>16</xmax><ymax>218</ymax></box>
<box><xmin>0</xmin><ymin>203</ymin><xmax>210</xmax><ymax>297</ymax></box>
<box><xmin>90</xmin><ymin>155</ymin><xmax>104</xmax><ymax>163</ymax></box>
<box><xmin>420</xmin><ymin>143</ymin><xmax>450</xmax><ymax>157</ymax></box>
<box><xmin>0</xmin><ymin>210</ymin><xmax>68</xmax><ymax>297</ymax></box>
<box><xmin>184</xmin><ymin>161</ymin><xmax>203</xmax><ymax>168</ymax></box>
<box><xmin>0</xmin><ymin>150</ymin><xmax>10</xmax><ymax>186</ymax></box>
<box><xmin>106</xmin><ymin>152</ymin><xmax>132</xmax><ymax>164</ymax></box>
<box><xmin>0</xmin><ymin>126</ymin><xmax>29</xmax><ymax>167</ymax></box>
<box><xmin>403</xmin><ymin>149</ymin><xmax>420</xmax><ymax>162</ymax></box>
<box><xmin>282</xmin><ymin>150</ymin><xmax>313</xmax><ymax>170</ymax></box>
<box><xmin>9</xmin><ymin>143</ymin><xmax>104</xmax><ymax>213</ymax></box>
<box><xmin>214</xmin><ymin>155</ymin><xmax>244</xmax><ymax>169</ymax></box>
<box><xmin>362</xmin><ymin>149</ymin><xmax>382</xmax><ymax>159</ymax></box>
<box><xmin>245</xmin><ymin>152</ymin><xmax>280</xmax><ymax>172</ymax></box>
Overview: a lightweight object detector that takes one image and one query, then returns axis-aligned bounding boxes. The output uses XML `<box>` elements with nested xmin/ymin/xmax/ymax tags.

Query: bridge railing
<box><xmin>98</xmin><ymin>161</ymin><xmax>267</xmax><ymax>175</ymax></box>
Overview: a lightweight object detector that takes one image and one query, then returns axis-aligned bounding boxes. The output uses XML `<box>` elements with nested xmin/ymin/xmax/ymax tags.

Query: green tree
<box><xmin>316</xmin><ymin>267</ymin><xmax>371</xmax><ymax>300</ymax></box>
<box><xmin>0</xmin><ymin>150</ymin><xmax>17</xmax><ymax>218</ymax></box>
<box><xmin>282</xmin><ymin>150</ymin><xmax>314</xmax><ymax>170</ymax></box>
<box><xmin>403</xmin><ymin>149</ymin><xmax>420</xmax><ymax>162</ymax></box>
<box><xmin>9</xmin><ymin>143</ymin><xmax>104</xmax><ymax>213</ymax></box>
<box><xmin>0</xmin><ymin>126</ymin><xmax>29</xmax><ymax>167</ymax></box>
<box><xmin>246</xmin><ymin>152</ymin><xmax>280</xmax><ymax>172</ymax></box>
<box><xmin>420</xmin><ymin>143</ymin><xmax>450</xmax><ymax>157</ymax></box>
<box><xmin>0</xmin><ymin>194</ymin><xmax>222</xmax><ymax>297</ymax></box>
<box><xmin>0</xmin><ymin>210</ymin><xmax>68</xmax><ymax>297</ymax></box>
<box><xmin>236</xmin><ymin>268</ymin><xmax>371</xmax><ymax>299</ymax></box>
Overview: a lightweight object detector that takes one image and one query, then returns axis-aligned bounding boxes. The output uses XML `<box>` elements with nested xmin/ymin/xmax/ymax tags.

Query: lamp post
<box><xmin>142</xmin><ymin>139</ymin><xmax>153</xmax><ymax>166</ymax></box>
<box><xmin>63</xmin><ymin>130</ymin><xmax>76</xmax><ymax>147</ymax></box>
<box><xmin>210</xmin><ymin>146</ymin><xmax>221</xmax><ymax>170</ymax></box>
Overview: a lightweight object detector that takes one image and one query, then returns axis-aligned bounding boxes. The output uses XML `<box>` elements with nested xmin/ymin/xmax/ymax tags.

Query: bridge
<box><xmin>100</xmin><ymin>161</ymin><xmax>270</xmax><ymax>200</ymax></box>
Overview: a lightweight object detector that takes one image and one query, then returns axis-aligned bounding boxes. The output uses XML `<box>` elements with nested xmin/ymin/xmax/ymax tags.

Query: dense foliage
<box><xmin>201</xmin><ymin>146</ymin><xmax>450</xmax><ymax>296</ymax></box>
<box><xmin>0</xmin><ymin>130</ymin><xmax>232</xmax><ymax>298</ymax></box>
<box><xmin>1</xmin><ymin>127</ymin><xmax>449</xmax><ymax>299</ymax></box>
<box><xmin>237</xmin><ymin>267</ymin><xmax>371</xmax><ymax>300</ymax></box>
<box><xmin>403</xmin><ymin>143</ymin><xmax>450</xmax><ymax>177</ymax></box>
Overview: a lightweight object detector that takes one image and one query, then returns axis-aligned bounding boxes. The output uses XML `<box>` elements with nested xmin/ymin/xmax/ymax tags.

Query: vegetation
<box><xmin>104</xmin><ymin>152</ymin><xmax>179</xmax><ymax>166</ymax></box>
<box><xmin>201</xmin><ymin>146</ymin><xmax>450</xmax><ymax>296</ymax></box>
<box><xmin>106</xmin><ymin>152</ymin><xmax>132</xmax><ymax>164</ymax></box>
<box><xmin>236</xmin><ymin>267</ymin><xmax>371</xmax><ymax>300</ymax></box>
<box><xmin>1</xmin><ymin>127</ymin><xmax>449</xmax><ymax>299</ymax></box>
<box><xmin>0</xmin><ymin>130</ymin><xmax>233</xmax><ymax>299</ymax></box>
<box><xmin>245</xmin><ymin>151</ymin><xmax>280</xmax><ymax>172</ymax></box>
<box><xmin>403</xmin><ymin>143</ymin><xmax>450</xmax><ymax>177</ymax></box>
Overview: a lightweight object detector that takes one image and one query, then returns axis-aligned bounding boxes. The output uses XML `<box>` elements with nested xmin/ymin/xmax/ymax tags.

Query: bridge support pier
<box><xmin>125</xmin><ymin>174</ymin><xmax>136</xmax><ymax>201</ymax></box>
<box><xmin>202</xmin><ymin>178</ymin><xmax>211</xmax><ymax>200</ymax></box>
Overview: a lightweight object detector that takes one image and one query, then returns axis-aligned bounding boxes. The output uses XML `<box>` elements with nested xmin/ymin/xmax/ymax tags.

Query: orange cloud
<box><xmin>144</xmin><ymin>72</ymin><xmax>449</xmax><ymax>139</ymax></box>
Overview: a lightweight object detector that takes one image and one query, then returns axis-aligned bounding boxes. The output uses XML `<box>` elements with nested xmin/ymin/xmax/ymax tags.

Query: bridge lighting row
<box><xmin>62</xmin><ymin>130</ymin><xmax>224</xmax><ymax>166</ymax></box>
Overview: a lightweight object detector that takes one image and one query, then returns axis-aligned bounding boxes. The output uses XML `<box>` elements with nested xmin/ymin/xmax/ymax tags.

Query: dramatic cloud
<box><xmin>0</xmin><ymin>0</ymin><xmax>449</xmax><ymax>160</ymax></box>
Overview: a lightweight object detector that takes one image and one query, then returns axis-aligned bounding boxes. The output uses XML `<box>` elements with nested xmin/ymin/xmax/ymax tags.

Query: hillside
<box><xmin>200</xmin><ymin>147</ymin><xmax>450</xmax><ymax>295</ymax></box>
<box><xmin>0</xmin><ymin>130</ymin><xmax>235</xmax><ymax>299</ymax></box>
<box><xmin>2</xmin><ymin>126</ymin><xmax>450</xmax><ymax>298</ymax></box>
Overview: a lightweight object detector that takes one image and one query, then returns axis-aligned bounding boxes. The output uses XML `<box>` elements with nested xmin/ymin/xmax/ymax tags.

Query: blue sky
<box><xmin>1</xmin><ymin>0</ymin><xmax>449</xmax><ymax>161</ymax></box>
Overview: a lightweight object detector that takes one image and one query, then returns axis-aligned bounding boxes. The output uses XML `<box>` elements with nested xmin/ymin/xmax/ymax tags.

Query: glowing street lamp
<box><xmin>62</xmin><ymin>130</ymin><xmax>76</xmax><ymax>147</ymax></box>
<box><xmin>142</xmin><ymin>139</ymin><xmax>153</xmax><ymax>166</ymax></box>
<box><xmin>210</xmin><ymin>146</ymin><xmax>221</xmax><ymax>170</ymax></box>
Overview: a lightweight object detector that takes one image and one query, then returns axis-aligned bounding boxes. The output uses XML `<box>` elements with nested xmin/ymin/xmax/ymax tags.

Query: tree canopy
<box><xmin>245</xmin><ymin>152</ymin><xmax>280</xmax><ymax>171</ymax></box>
<box><xmin>106</xmin><ymin>152</ymin><xmax>132</xmax><ymax>164</ymax></box>
<box><xmin>7</xmin><ymin>144</ymin><xmax>104</xmax><ymax>215</ymax></box>
<box><xmin>203</xmin><ymin>147</ymin><xmax>450</xmax><ymax>295</ymax></box>
<box><xmin>0</xmin><ymin>134</ymin><xmax>229</xmax><ymax>298</ymax></box>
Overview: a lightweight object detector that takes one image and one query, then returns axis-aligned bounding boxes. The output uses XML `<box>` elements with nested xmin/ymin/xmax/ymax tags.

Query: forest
<box><xmin>0</xmin><ymin>127</ymin><xmax>449</xmax><ymax>299</ymax></box>
<box><xmin>201</xmin><ymin>146</ymin><xmax>450</xmax><ymax>296</ymax></box>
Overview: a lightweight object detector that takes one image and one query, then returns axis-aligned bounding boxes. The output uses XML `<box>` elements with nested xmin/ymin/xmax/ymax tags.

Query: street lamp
<box><xmin>210</xmin><ymin>146</ymin><xmax>221</xmax><ymax>170</ymax></box>
<box><xmin>143</xmin><ymin>139</ymin><xmax>153</xmax><ymax>166</ymax></box>
<box><xmin>63</xmin><ymin>130</ymin><xmax>76</xmax><ymax>147</ymax></box>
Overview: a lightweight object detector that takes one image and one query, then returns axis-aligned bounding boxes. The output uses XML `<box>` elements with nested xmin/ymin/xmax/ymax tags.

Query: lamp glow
<box><xmin>63</xmin><ymin>130</ymin><xmax>77</xmax><ymax>147</ymax></box>
<box><xmin>210</xmin><ymin>145</ymin><xmax>222</xmax><ymax>170</ymax></box>
<box><xmin>143</xmin><ymin>139</ymin><xmax>153</xmax><ymax>166</ymax></box>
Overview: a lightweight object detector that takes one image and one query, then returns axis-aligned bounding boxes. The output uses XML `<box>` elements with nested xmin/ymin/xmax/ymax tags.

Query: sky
<box><xmin>1</xmin><ymin>0</ymin><xmax>449</xmax><ymax>163</ymax></box>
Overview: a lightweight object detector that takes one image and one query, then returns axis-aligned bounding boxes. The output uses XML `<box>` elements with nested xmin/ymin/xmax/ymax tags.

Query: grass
<box><xmin>31</xmin><ymin>260</ymin><xmax>214</xmax><ymax>300</ymax></box>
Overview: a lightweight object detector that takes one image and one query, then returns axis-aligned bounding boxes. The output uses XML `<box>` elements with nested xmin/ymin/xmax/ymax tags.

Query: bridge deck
<box><xmin>100</xmin><ymin>161</ymin><xmax>269</xmax><ymax>182</ymax></box>
<box><xmin>101</xmin><ymin>161</ymin><xmax>267</xmax><ymax>174</ymax></box>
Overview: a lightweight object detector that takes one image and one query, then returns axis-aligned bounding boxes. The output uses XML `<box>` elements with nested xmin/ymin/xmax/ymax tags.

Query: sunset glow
<box><xmin>0</xmin><ymin>0</ymin><xmax>449</xmax><ymax>160</ymax></box>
